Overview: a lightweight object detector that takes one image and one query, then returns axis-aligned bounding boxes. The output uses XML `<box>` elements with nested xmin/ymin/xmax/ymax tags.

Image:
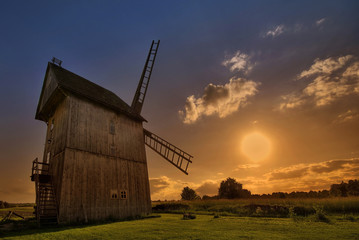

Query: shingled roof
<box><xmin>36</xmin><ymin>62</ymin><xmax>145</xmax><ymax>122</ymax></box>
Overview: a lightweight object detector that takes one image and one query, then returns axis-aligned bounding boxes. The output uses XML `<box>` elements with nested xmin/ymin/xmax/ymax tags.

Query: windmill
<box><xmin>31</xmin><ymin>40</ymin><xmax>193</xmax><ymax>225</ymax></box>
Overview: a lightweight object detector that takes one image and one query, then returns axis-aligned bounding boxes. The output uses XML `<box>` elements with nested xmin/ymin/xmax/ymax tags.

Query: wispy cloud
<box><xmin>334</xmin><ymin>110</ymin><xmax>359</xmax><ymax>124</ymax></box>
<box><xmin>265</xmin><ymin>25</ymin><xmax>285</xmax><ymax>38</ymax></box>
<box><xmin>179</xmin><ymin>78</ymin><xmax>259</xmax><ymax>124</ymax></box>
<box><xmin>222</xmin><ymin>51</ymin><xmax>254</xmax><ymax>74</ymax></box>
<box><xmin>298</xmin><ymin>55</ymin><xmax>352</xmax><ymax>78</ymax></box>
<box><xmin>234</xmin><ymin>163</ymin><xmax>260</xmax><ymax>171</ymax></box>
<box><xmin>316</xmin><ymin>18</ymin><xmax>326</xmax><ymax>26</ymax></box>
<box><xmin>280</xmin><ymin>55</ymin><xmax>359</xmax><ymax>109</ymax></box>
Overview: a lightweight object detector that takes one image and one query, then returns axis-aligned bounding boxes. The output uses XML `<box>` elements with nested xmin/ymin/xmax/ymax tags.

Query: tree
<box><xmin>218</xmin><ymin>177</ymin><xmax>251</xmax><ymax>199</ymax></box>
<box><xmin>181</xmin><ymin>187</ymin><xmax>200</xmax><ymax>200</ymax></box>
<box><xmin>348</xmin><ymin>180</ymin><xmax>359</xmax><ymax>196</ymax></box>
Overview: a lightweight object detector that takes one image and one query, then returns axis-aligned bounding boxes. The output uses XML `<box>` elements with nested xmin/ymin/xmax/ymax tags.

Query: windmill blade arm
<box><xmin>143</xmin><ymin>128</ymin><xmax>193</xmax><ymax>175</ymax></box>
<box><xmin>131</xmin><ymin>40</ymin><xmax>160</xmax><ymax>114</ymax></box>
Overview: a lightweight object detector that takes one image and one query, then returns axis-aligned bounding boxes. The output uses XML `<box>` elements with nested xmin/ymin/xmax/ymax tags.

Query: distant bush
<box><xmin>152</xmin><ymin>203</ymin><xmax>190</xmax><ymax>212</ymax></box>
<box><xmin>182</xmin><ymin>213</ymin><xmax>196</xmax><ymax>220</ymax></box>
<box><xmin>244</xmin><ymin>204</ymin><xmax>289</xmax><ymax>217</ymax></box>
<box><xmin>313</xmin><ymin>206</ymin><xmax>331</xmax><ymax>223</ymax></box>
<box><xmin>213</xmin><ymin>213</ymin><xmax>220</xmax><ymax>218</ymax></box>
<box><xmin>291</xmin><ymin>206</ymin><xmax>316</xmax><ymax>216</ymax></box>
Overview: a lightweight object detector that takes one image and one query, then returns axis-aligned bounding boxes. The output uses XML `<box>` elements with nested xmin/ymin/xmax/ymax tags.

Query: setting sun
<box><xmin>241</xmin><ymin>132</ymin><xmax>271</xmax><ymax>161</ymax></box>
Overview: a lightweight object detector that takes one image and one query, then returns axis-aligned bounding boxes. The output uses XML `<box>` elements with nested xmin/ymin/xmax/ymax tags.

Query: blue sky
<box><xmin>1</xmin><ymin>0</ymin><xmax>359</xmax><ymax>202</ymax></box>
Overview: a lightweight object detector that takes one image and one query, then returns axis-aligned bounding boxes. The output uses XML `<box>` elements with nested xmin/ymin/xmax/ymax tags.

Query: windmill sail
<box><xmin>144</xmin><ymin>128</ymin><xmax>193</xmax><ymax>175</ymax></box>
<box><xmin>131</xmin><ymin>40</ymin><xmax>160</xmax><ymax>114</ymax></box>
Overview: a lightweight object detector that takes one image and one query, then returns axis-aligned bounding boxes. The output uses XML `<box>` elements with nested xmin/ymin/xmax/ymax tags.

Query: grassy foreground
<box><xmin>1</xmin><ymin>213</ymin><xmax>359</xmax><ymax>240</ymax></box>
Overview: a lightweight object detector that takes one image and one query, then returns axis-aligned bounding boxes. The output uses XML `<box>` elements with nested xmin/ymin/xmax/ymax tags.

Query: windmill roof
<box><xmin>37</xmin><ymin>62</ymin><xmax>145</xmax><ymax>122</ymax></box>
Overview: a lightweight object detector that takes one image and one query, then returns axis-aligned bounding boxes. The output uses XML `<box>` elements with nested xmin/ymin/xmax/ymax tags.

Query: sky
<box><xmin>0</xmin><ymin>0</ymin><xmax>359</xmax><ymax>202</ymax></box>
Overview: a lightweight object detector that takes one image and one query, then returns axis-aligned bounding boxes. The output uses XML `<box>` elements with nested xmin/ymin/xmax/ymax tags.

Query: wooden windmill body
<box><xmin>31</xmin><ymin>41</ymin><xmax>193</xmax><ymax>224</ymax></box>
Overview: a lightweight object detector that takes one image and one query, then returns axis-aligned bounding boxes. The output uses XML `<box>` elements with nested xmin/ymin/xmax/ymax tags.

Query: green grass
<box><xmin>0</xmin><ymin>207</ymin><xmax>34</xmax><ymax>221</ymax></box>
<box><xmin>1</xmin><ymin>214</ymin><xmax>359</xmax><ymax>240</ymax></box>
<box><xmin>1</xmin><ymin>198</ymin><xmax>359</xmax><ymax>239</ymax></box>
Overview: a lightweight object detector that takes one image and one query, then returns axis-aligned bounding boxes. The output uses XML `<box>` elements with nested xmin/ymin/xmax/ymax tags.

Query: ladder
<box><xmin>131</xmin><ymin>40</ymin><xmax>160</xmax><ymax>114</ymax></box>
<box><xmin>143</xmin><ymin>129</ymin><xmax>193</xmax><ymax>175</ymax></box>
<box><xmin>31</xmin><ymin>158</ymin><xmax>58</xmax><ymax>225</ymax></box>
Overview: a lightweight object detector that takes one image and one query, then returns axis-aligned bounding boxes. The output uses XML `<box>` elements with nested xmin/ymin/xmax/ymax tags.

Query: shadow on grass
<box><xmin>0</xmin><ymin>215</ymin><xmax>161</xmax><ymax>239</ymax></box>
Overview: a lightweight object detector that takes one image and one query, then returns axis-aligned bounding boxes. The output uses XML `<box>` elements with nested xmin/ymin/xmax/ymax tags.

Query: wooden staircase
<box><xmin>31</xmin><ymin>158</ymin><xmax>58</xmax><ymax>225</ymax></box>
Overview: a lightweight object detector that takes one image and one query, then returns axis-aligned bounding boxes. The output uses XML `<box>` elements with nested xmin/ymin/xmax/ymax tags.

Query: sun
<box><xmin>241</xmin><ymin>132</ymin><xmax>271</xmax><ymax>161</ymax></box>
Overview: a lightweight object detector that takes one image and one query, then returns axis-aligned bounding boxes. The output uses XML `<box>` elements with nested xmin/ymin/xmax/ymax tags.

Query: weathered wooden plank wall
<box><xmin>44</xmin><ymin>95</ymin><xmax>151</xmax><ymax>223</ymax></box>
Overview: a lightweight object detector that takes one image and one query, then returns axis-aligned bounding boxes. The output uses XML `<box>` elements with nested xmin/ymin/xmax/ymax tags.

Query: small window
<box><xmin>110</xmin><ymin>189</ymin><xmax>118</xmax><ymax>200</ymax></box>
<box><xmin>120</xmin><ymin>190</ymin><xmax>127</xmax><ymax>199</ymax></box>
<box><xmin>109</xmin><ymin>121</ymin><xmax>115</xmax><ymax>135</ymax></box>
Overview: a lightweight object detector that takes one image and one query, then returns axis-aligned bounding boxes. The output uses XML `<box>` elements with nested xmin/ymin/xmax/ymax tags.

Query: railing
<box><xmin>32</xmin><ymin>158</ymin><xmax>49</xmax><ymax>176</ymax></box>
<box><xmin>31</xmin><ymin>157</ymin><xmax>58</xmax><ymax>225</ymax></box>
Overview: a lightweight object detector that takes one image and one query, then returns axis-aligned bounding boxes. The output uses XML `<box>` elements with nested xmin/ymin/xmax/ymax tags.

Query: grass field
<box><xmin>1</xmin><ymin>198</ymin><xmax>359</xmax><ymax>239</ymax></box>
<box><xmin>1</xmin><ymin>213</ymin><xmax>359</xmax><ymax>239</ymax></box>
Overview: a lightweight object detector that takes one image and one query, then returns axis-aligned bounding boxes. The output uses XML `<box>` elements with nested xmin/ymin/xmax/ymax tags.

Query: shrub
<box><xmin>213</xmin><ymin>213</ymin><xmax>220</xmax><ymax>218</ymax></box>
<box><xmin>152</xmin><ymin>203</ymin><xmax>190</xmax><ymax>212</ymax></box>
<box><xmin>182</xmin><ymin>213</ymin><xmax>196</xmax><ymax>220</ymax></box>
<box><xmin>314</xmin><ymin>206</ymin><xmax>331</xmax><ymax>223</ymax></box>
<box><xmin>291</xmin><ymin>206</ymin><xmax>316</xmax><ymax>216</ymax></box>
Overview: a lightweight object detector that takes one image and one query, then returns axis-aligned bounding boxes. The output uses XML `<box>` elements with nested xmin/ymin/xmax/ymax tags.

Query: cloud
<box><xmin>316</xmin><ymin>18</ymin><xmax>326</xmax><ymax>26</ymax></box>
<box><xmin>234</xmin><ymin>163</ymin><xmax>260</xmax><ymax>171</ymax></box>
<box><xmin>149</xmin><ymin>159</ymin><xmax>359</xmax><ymax>200</ymax></box>
<box><xmin>149</xmin><ymin>177</ymin><xmax>170</xmax><ymax>195</ymax></box>
<box><xmin>252</xmin><ymin>158</ymin><xmax>359</xmax><ymax>193</ymax></box>
<box><xmin>268</xmin><ymin>167</ymin><xmax>309</xmax><ymax>181</ymax></box>
<box><xmin>266</xmin><ymin>159</ymin><xmax>359</xmax><ymax>182</ymax></box>
<box><xmin>265</xmin><ymin>25</ymin><xmax>285</xmax><ymax>38</ymax></box>
<box><xmin>298</xmin><ymin>55</ymin><xmax>352</xmax><ymax>78</ymax></box>
<box><xmin>195</xmin><ymin>181</ymin><xmax>219</xmax><ymax>196</ymax></box>
<box><xmin>279</xmin><ymin>93</ymin><xmax>306</xmax><ymax>110</ymax></box>
<box><xmin>310</xmin><ymin>159</ymin><xmax>359</xmax><ymax>174</ymax></box>
<box><xmin>149</xmin><ymin>176</ymin><xmax>221</xmax><ymax>200</ymax></box>
<box><xmin>280</xmin><ymin>55</ymin><xmax>359</xmax><ymax>109</ymax></box>
<box><xmin>179</xmin><ymin>78</ymin><xmax>259</xmax><ymax>124</ymax></box>
<box><xmin>149</xmin><ymin>176</ymin><xmax>188</xmax><ymax>200</ymax></box>
<box><xmin>222</xmin><ymin>51</ymin><xmax>254</xmax><ymax>74</ymax></box>
<box><xmin>334</xmin><ymin>110</ymin><xmax>359</xmax><ymax>123</ymax></box>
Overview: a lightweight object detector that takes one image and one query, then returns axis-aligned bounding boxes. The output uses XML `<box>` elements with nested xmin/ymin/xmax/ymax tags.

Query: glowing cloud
<box><xmin>298</xmin><ymin>55</ymin><xmax>352</xmax><ymax>79</ymax></box>
<box><xmin>222</xmin><ymin>51</ymin><xmax>253</xmax><ymax>74</ymax></box>
<box><xmin>334</xmin><ymin>110</ymin><xmax>359</xmax><ymax>124</ymax></box>
<box><xmin>280</xmin><ymin>55</ymin><xmax>359</xmax><ymax>109</ymax></box>
<box><xmin>179</xmin><ymin>78</ymin><xmax>259</xmax><ymax>124</ymax></box>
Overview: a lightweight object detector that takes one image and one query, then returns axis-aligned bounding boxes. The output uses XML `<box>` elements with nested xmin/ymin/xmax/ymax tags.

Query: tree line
<box><xmin>181</xmin><ymin>178</ymin><xmax>359</xmax><ymax>200</ymax></box>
